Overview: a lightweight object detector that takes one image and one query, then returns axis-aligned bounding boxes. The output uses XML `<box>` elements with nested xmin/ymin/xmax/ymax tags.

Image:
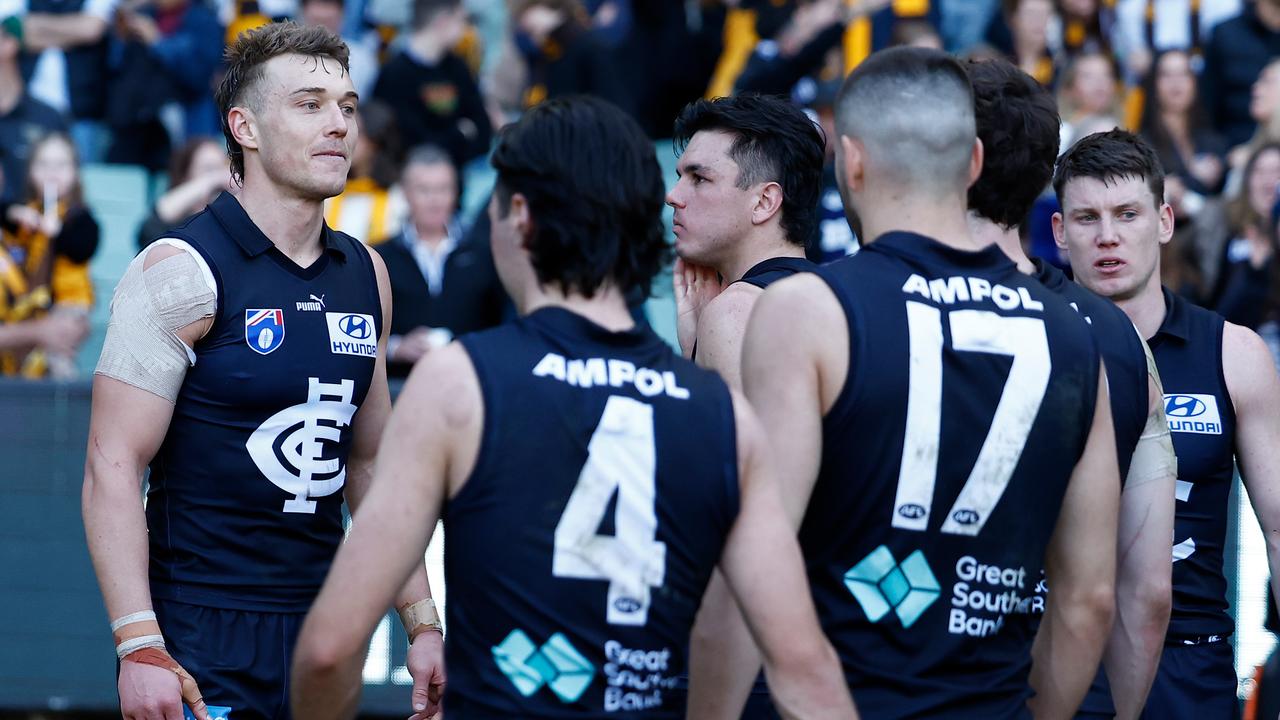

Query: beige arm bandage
<box><xmin>95</xmin><ymin>240</ymin><xmax>217</xmax><ymax>403</ymax></box>
<box><xmin>1126</xmin><ymin>332</ymin><xmax>1178</xmax><ymax>488</ymax></box>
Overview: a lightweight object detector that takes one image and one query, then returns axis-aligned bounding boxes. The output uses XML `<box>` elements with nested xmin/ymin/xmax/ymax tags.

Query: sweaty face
<box><xmin>249</xmin><ymin>54</ymin><xmax>358</xmax><ymax>201</ymax></box>
<box><xmin>1055</xmin><ymin>175</ymin><xmax>1170</xmax><ymax>302</ymax></box>
<box><xmin>404</xmin><ymin>162</ymin><xmax>458</xmax><ymax>233</ymax></box>
<box><xmin>665</xmin><ymin>129</ymin><xmax>757</xmax><ymax>266</ymax></box>
<box><xmin>1155</xmin><ymin>52</ymin><xmax>1195</xmax><ymax>115</ymax></box>
<box><xmin>29</xmin><ymin>137</ymin><xmax>77</xmax><ymax>201</ymax></box>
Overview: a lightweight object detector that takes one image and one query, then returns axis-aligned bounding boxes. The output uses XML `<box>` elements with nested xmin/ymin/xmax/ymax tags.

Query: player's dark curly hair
<box><xmin>1053</xmin><ymin>129</ymin><xmax>1165</xmax><ymax>209</ymax></box>
<box><xmin>672</xmin><ymin>94</ymin><xmax>826</xmax><ymax>248</ymax></box>
<box><xmin>966</xmin><ymin>58</ymin><xmax>1060</xmax><ymax>229</ymax></box>
<box><xmin>216</xmin><ymin>22</ymin><xmax>350</xmax><ymax>185</ymax></box>
<box><xmin>491</xmin><ymin>96</ymin><xmax>669</xmax><ymax>299</ymax></box>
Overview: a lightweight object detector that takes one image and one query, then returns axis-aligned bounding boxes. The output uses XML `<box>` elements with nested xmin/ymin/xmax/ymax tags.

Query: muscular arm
<box><xmin>1223</xmin><ymin>323</ymin><xmax>1280</xmax><ymax>624</ymax></box>
<box><xmin>1105</xmin><ymin>360</ymin><xmax>1176</xmax><ymax>720</ymax></box>
<box><xmin>688</xmin><ymin>276</ymin><xmax>849</xmax><ymax>717</ymax></box>
<box><xmin>1030</xmin><ymin>368</ymin><xmax>1120</xmax><ymax>720</ymax></box>
<box><xmin>713</xmin><ymin>392</ymin><xmax>858</xmax><ymax>720</ymax></box>
<box><xmin>292</xmin><ymin>343</ymin><xmax>483</xmax><ymax>720</ymax></box>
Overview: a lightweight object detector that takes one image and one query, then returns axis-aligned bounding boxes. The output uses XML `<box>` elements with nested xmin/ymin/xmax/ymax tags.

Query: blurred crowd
<box><xmin>0</xmin><ymin>0</ymin><xmax>1279</xmax><ymax>378</ymax></box>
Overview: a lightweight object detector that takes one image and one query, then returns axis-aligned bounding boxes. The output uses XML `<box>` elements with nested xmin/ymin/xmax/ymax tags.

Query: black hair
<box><xmin>1139</xmin><ymin>49</ymin><xmax>1212</xmax><ymax>167</ymax></box>
<box><xmin>1053</xmin><ymin>129</ymin><xmax>1165</xmax><ymax>209</ymax></box>
<box><xmin>492</xmin><ymin>96</ymin><xmax>669</xmax><ymax>299</ymax></box>
<box><xmin>967</xmin><ymin>57</ymin><xmax>1060</xmax><ymax>229</ymax></box>
<box><xmin>412</xmin><ymin>0</ymin><xmax>462</xmax><ymax>29</ymax></box>
<box><xmin>672</xmin><ymin>94</ymin><xmax>826</xmax><ymax>247</ymax></box>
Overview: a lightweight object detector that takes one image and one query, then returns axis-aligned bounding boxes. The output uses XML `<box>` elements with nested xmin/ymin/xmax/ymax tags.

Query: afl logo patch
<box><xmin>245</xmin><ymin>309</ymin><xmax>285</xmax><ymax>355</ymax></box>
<box><xmin>1163</xmin><ymin>393</ymin><xmax>1223</xmax><ymax>435</ymax></box>
<box><xmin>326</xmin><ymin>312</ymin><xmax>378</xmax><ymax>357</ymax></box>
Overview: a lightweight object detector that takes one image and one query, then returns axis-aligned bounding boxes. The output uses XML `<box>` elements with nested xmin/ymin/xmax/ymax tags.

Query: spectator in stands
<box><xmin>1113</xmin><ymin>0</ymin><xmax>1241</xmax><ymax>79</ymax></box>
<box><xmin>324</xmin><ymin>99</ymin><xmax>406</xmax><ymax>243</ymax></box>
<box><xmin>105</xmin><ymin>0</ymin><xmax>224</xmax><ymax>173</ymax></box>
<box><xmin>0</xmin><ymin>15</ymin><xmax>66</xmax><ymax>203</ymax></box>
<box><xmin>374</xmin><ymin>145</ymin><xmax>505</xmax><ymax>377</ymax></box>
<box><xmin>1202</xmin><ymin>0</ymin><xmax>1280</xmax><ymax>149</ymax></box>
<box><xmin>14</xmin><ymin>0</ymin><xmax>118</xmax><ymax>162</ymax></box>
<box><xmin>136</xmin><ymin>136</ymin><xmax>230</xmax><ymax>248</ymax></box>
<box><xmin>990</xmin><ymin>0</ymin><xmax>1058</xmax><ymax>86</ymax></box>
<box><xmin>299</xmin><ymin>0</ymin><xmax>379</xmax><ymax>97</ymax></box>
<box><xmin>372</xmin><ymin>0</ymin><xmax>491</xmax><ymax>170</ymax></box>
<box><xmin>0</xmin><ymin>132</ymin><xmax>97</xmax><ymax>378</ymax></box>
<box><xmin>511</xmin><ymin>0</ymin><xmax>631</xmax><ymax>113</ymax></box>
<box><xmin>1059</xmin><ymin>50</ymin><xmax>1123</xmax><ymax>147</ymax></box>
<box><xmin>1228</xmin><ymin>57</ymin><xmax>1280</xmax><ymax>174</ymax></box>
<box><xmin>1212</xmin><ymin>142</ymin><xmax>1280</xmax><ymax>325</ymax></box>
<box><xmin>1057</xmin><ymin>0</ymin><xmax>1115</xmax><ymax>59</ymax></box>
<box><xmin>1140</xmin><ymin>49</ymin><xmax>1228</xmax><ymax>220</ymax></box>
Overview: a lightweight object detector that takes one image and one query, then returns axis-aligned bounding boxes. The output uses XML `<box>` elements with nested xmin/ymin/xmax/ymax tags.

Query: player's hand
<box><xmin>673</xmin><ymin>257</ymin><xmax>724</xmax><ymax>358</ymax></box>
<box><xmin>406</xmin><ymin>630</ymin><xmax>446</xmax><ymax>720</ymax></box>
<box><xmin>118</xmin><ymin>651</ymin><xmax>211</xmax><ymax>720</ymax></box>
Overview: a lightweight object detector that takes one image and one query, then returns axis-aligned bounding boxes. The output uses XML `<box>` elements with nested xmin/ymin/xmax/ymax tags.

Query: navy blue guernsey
<box><xmin>1033</xmin><ymin>259</ymin><xmax>1148</xmax><ymax>482</ymax></box>
<box><xmin>1149</xmin><ymin>288</ymin><xmax>1237</xmax><ymax>641</ymax></box>
<box><xmin>146</xmin><ymin>192</ymin><xmax>381</xmax><ymax>612</ymax></box>
<box><xmin>805</xmin><ymin>232</ymin><xmax>1100</xmax><ymax>718</ymax></box>
<box><xmin>735</xmin><ymin>256</ymin><xmax>815</xmax><ymax>290</ymax></box>
<box><xmin>446</xmin><ymin>308</ymin><xmax>739</xmax><ymax>718</ymax></box>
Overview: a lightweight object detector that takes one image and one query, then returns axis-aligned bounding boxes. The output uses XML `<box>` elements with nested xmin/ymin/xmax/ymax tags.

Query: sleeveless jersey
<box><xmin>805</xmin><ymin>232</ymin><xmax>1100</xmax><ymax>718</ymax></box>
<box><xmin>146</xmin><ymin>192</ymin><xmax>381</xmax><ymax>612</ymax></box>
<box><xmin>1034</xmin><ymin>260</ymin><xmax>1149</xmax><ymax>481</ymax></box>
<box><xmin>445</xmin><ymin>307</ymin><xmax>740</xmax><ymax>718</ymax></box>
<box><xmin>735</xmin><ymin>256</ymin><xmax>815</xmax><ymax>290</ymax></box>
<box><xmin>1148</xmin><ymin>287</ymin><xmax>1237</xmax><ymax>640</ymax></box>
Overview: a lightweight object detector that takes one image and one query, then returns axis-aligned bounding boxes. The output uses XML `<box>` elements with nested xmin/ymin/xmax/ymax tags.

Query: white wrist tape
<box><xmin>116</xmin><ymin>634</ymin><xmax>166</xmax><ymax>660</ymax></box>
<box><xmin>110</xmin><ymin>610</ymin><xmax>157</xmax><ymax>633</ymax></box>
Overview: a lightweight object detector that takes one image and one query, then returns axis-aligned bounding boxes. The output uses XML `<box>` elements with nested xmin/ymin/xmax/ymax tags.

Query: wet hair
<box><xmin>1052</xmin><ymin>129</ymin><xmax>1165</xmax><ymax>209</ymax></box>
<box><xmin>215</xmin><ymin>21</ymin><xmax>350</xmax><ymax>184</ymax></box>
<box><xmin>491</xmin><ymin>96</ymin><xmax>669</xmax><ymax>298</ymax></box>
<box><xmin>672</xmin><ymin>94</ymin><xmax>826</xmax><ymax>247</ymax></box>
<box><xmin>967</xmin><ymin>57</ymin><xmax>1061</xmax><ymax>229</ymax></box>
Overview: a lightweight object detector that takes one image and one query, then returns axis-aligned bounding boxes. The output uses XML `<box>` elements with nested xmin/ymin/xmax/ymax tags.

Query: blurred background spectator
<box><xmin>0</xmin><ymin>14</ymin><xmax>66</xmax><ymax>203</ymax></box>
<box><xmin>135</xmin><ymin>136</ymin><xmax>229</xmax><ymax>248</ymax></box>
<box><xmin>0</xmin><ymin>131</ymin><xmax>96</xmax><ymax>378</ymax></box>
<box><xmin>299</xmin><ymin>0</ymin><xmax>379</xmax><ymax>97</ymax></box>
<box><xmin>323</xmin><ymin>99</ymin><xmax>406</xmax><ymax>243</ymax></box>
<box><xmin>375</xmin><ymin>144</ymin><xmax>503</xmax><ymax>377</ymax></box>
<box><xmin>1201</xmin><ymin>0</ymin><xmax>1280</xmax><ymax>148</ymax></box>
<box><xmin>1058</xmin><ymin>50</ymin><xmax>1124</xmax><ymax>147</ymax></box>
<box><xmin>1211</xmin><ymin>141</ymin><xmax>1280</xmax><ymax>329</ymax></box>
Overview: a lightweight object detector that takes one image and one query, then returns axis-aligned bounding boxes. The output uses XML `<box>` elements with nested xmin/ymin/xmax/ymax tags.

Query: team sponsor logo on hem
<box><xmin>245</xmin><ymin>309</ymin><xmax>285</xmax><ymax>355</ymax></box>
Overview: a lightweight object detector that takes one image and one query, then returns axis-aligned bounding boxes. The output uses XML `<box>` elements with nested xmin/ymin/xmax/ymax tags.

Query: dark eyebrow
<box><xmin>290</xmin><ymin>88</ymin><xmax>360</xmax><ymax>102</ymax></box>
<box><xmin>677</xmin><ymin>162</ymin><xmax>708</xmax><ymax>178</ymax></box>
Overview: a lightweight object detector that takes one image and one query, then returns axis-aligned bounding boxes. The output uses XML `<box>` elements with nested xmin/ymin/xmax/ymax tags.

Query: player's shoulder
<box><xmin>1221</xmin><ymin>321</ymin><xmax>1278</xmax><ymax>397</ymax></box>
<box><xmin>403</xmin><ymin>341</ymin><xmax>483</xmax><ymax>424</ymax></box>
<box><xmin>697</xmin><ymin>282</ymin><xmax>760</xmax><ymax>341</ymax></box>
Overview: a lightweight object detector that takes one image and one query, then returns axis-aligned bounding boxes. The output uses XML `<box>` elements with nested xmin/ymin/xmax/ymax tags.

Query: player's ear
<box><xmin>838</xmin><ymin>135</ymin><xmax>865</xmax><ymax>194</ymax></box>
<box><xmin>1051</xmin><ymin>211</ymin><xmax>1067</xmax><ymax>251</ymax></box>
<box><xmin>509</xmin><ymin>192</ymin><xmax>534</xmax><ymax>250</ymax></box>
<box><xmin>1156</xmin><ymin>201</ymin><xmax>1175</xmax><ymax>247</ymax></box>
<box><xmin>228</xmin><ymin>106</ymin><xmax>259</xmax><ymax>152</ymax></box>
<box><xmin>752</xmin><ymin>182</ymin><xmax>784</xmax><ymax>227</ymax></box>
<box><xmin>968</xmin><ymin>138</ymin><xmax>984</xmax><ymax>189</ymax></box>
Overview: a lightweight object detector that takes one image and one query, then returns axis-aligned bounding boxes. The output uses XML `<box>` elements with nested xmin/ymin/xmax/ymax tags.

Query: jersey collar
<box><xmin>1031</xmin><ymin>258</ymin><xmax>1069</xmax><ymax>291</ymax></box>
<box><xmin>209</xmin><ymin>191</ymin><xmax>348</xmax><ymax>263</ymax></box>
<box><xmin>1153</xmin><ymin>286</ymin><xmax>1192</xmax><ymax>343</ymax></box>
<box><xmin>867</xmin><ymin>231</ymin><xmax>1016</xmax><ymax>273</ymax></box>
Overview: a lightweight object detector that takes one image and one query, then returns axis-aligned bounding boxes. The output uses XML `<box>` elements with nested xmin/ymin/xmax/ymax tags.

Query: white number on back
<box><xmin>553</xmin><ymin>395</ymin><xmax>667</xmax><ymax>625</ymax></box>
<box><xmin>892</xmin><ymin>302</ymin><xmax>1052</xmax><ymax>535</ymax></box>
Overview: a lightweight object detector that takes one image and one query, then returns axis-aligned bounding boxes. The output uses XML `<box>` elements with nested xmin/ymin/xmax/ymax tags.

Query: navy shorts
<box><xmin>153</xmin><ymin>598</ymin><xmax>306</xmax><ymax>720</ymax></box>
<box><xmin>1141</xmin><ymin>640</ymin><xmax>1241</xmax><ymax>720</ymax></box>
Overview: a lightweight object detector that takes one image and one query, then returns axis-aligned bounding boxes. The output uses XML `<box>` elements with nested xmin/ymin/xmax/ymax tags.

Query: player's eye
<box><xmin>341</xmin><ymin>105</ymin><xmax>357</xmax><ymax>116</ymax></box>
<box><xmin>303</xmin><ymin>100</ymin><xmax>320</xmax><ymax>110</ymax></box>
<box><xmin>1119</xmin><ymin>210</ymin><xmax>1137</xmax><ymax>220</ymax></box>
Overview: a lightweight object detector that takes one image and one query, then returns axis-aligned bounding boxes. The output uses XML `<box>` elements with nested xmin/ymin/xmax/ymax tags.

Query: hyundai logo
<box><xmin>1165</xmin><ymin>395</ymin><xmax>1206</xmax><ymax>418</ymax></box>
<box><xmin>339</xmin><ymin>314</ymin><xmax>372</xmax><ymax>340</ymax></box>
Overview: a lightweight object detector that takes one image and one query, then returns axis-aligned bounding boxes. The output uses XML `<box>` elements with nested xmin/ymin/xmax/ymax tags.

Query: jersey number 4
<box><xmin>892</xmin><ymin>302</ymin><xmax>1052</xmax><ymax>535</ymax></box>
<box><xmin>552</xmin><ymin>395</ymin><xmax>667</xmax><ymax>626</ymax></box>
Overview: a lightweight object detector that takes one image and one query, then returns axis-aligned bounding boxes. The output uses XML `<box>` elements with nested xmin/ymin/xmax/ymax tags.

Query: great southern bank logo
<box><xmin>325</xmin><ymin>312</ymin><xmax>377</xmax><ymax>358</ymax></box>
<box><xmin>1163</xmin><ymin>394</ymin><xmax>1222</xmax><ymax>435</ymax></box>
<box><xmin>844</xmin><ymin>545</ymin><xmax>940</xmax><ymax>628</ymax></box>
<box><xmin>493</xmin><ymin>629</ymin><xmax>594</xmax><ymax>704</ymax></box>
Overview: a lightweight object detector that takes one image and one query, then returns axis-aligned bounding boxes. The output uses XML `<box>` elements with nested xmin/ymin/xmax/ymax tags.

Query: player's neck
<box><xmin>718</xmin><ymin>233</ymin><xmax>804</xmax><ymax>282</ymax></box>
<box><xmin>236</xmin><ymin>180</ymin><xmax>327</xmax><ymax>266</ymax></box>
<box><xmin>1114</xmin><ymin>276</ymin><xmax>1168</xmax><ymax>341</ymax></box>
<box><xmin>967</xmin><ymin>212</ymin><xmax>1036</xmax><ymax>274</ymax></box>
<box><xmin>860</xmin><ymin>195</ymin><xmax>987</xmax><ymax>253</ymax></box>
<box><xmin>522</xmin><ymin>284</ymin><xmax>637</xmax><ymax>332</ymax></box>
